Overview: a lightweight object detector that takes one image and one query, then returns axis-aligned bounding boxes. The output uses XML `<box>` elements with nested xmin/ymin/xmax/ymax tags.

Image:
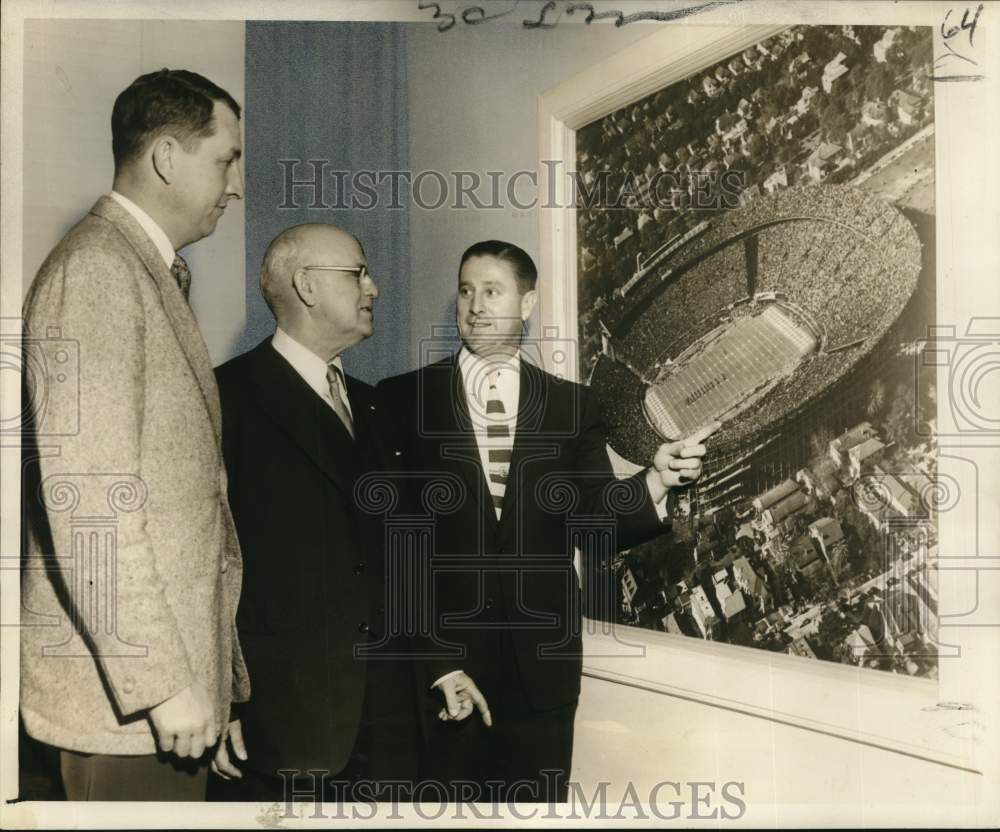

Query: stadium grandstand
<box><xmin>588</xmin><ymin>185</ymin><xmax>923</xmax><ymax>507</ymax></box>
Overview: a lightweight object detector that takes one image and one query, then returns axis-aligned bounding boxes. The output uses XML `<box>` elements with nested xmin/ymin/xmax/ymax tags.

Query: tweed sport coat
<box><xmin>20</xmin><ymin>196</ymin><xmax>249</xmax><ymax>754</ymax></box>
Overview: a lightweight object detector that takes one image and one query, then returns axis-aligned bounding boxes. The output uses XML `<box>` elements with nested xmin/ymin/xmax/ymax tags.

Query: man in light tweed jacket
<box><xmin>21</xmin><ymin>69</ymin><xmax>248</xmax><ymax>800</ymax></box>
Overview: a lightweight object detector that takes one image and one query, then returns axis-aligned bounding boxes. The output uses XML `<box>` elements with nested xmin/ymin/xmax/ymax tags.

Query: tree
<box><xmin>867</xmin><ymin>379</ymin><xmax>887</xmax><ymax>418</ymax></box>
<box><xmin>865</xmin><ymin>63</ymin><xmax>894</xmax><ymax>102</ymax></box>
<box><xmin>883</xmin><ymin>382</ymin><xmax>918</xmax><ymax>450</ymax></box>
<box><xmin>844</xmin><ymin>83</ymin><xmax>864</xmax><ymax>115</ymax></box>
<box><xmin>773</xmin><ymin>83</ymin><xmax>798</xmax><ymax>110</ymax></box>
<box><xmin>820</xmin><ymin>98</ymin><xmax>852</xmax><ymax>143</ymax></box>
<box><xmin>909</xmin><ymin>31</ymin><xmax>933</xmax><ymax>75</ymax></box>
<box><xmin>746</xmin><ymin>133</ymin><xmax>767</xmax><ymax>163</ymax></box>
<box><xmin>811</xmin><ymin>426</ymin><xmax>834</xmax><ymax>461</ymax></box>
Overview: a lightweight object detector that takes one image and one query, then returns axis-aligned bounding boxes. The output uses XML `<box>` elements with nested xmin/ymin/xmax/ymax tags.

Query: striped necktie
<box><xmin>171</xmin><ymin>254</ymin><xmax>192</xmax><ymax>301</ymax></box>
<box><xmin>325</xmin><ymin>364</ymin><xmax>354</xmax><ymax>438</ymax></box>
<box><xmin>484</xmin><ymin>370</ymin><xmax>513</xmax><ymax>519</ymax></box>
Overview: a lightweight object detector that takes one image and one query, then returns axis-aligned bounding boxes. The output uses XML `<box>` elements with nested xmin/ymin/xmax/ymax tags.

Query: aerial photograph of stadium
<box><xmin>576</xmin><ymin>25</ymin><xmax>938</xmax><ymax>676</ymax></box>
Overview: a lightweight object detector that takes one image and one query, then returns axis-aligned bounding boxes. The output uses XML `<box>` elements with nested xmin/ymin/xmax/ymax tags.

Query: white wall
<box><xmin>22</xmin><ymin>20</ymin><xmax>246</xmax><ymax>365</ymax></box>
<box><xmin>404</xmin><ymin>22</ymin><xmax>654</xmax><ymax>366</ymax></box>
<box><xmin>574</xmin><ymin>674</ymin><xmax>985</xmax><ymax>825</ymax></box>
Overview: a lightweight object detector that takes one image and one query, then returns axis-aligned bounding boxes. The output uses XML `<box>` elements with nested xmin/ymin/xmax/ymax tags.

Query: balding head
<box><xmin>259</xmin><ymin>223</ymin><xmax>378</xmax><ymax>361</ymax></box>
<box><xmin>260</xmin><ymin>223</ymin><xmax>360</xmax><ymax>315</ymax></box>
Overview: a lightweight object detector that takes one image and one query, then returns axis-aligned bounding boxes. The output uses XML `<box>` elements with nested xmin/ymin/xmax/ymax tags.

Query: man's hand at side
<box><xmin>211</xmin><ymin>718</ymin><xmax>248</xmax><ymax>779</ymax></box>
<box><xmin>434</xmin><ymin>671</ymin><xmax>492</xmax><ymax>727</ymax></box>
<box><xmin>148</xmin><ymin>681</ymin><xmax>218</xmax><ymax>759</ymax></box>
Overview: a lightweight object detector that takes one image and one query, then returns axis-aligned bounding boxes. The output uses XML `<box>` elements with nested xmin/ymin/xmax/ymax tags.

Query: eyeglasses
<box><xmin>301</xmin><ymin>264</ymin><xmax>373</xmax><ymax>283</ymax></box>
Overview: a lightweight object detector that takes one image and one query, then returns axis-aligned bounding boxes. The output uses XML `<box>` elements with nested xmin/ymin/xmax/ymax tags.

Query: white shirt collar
<box><xmin>271</xmin><ymin>327</ymin><xmax>349</xmax><ymax>410</ymax></box>
<box><xmin>110</xmin><ymin>191</ymin><xmax>175</xmax><ymax>269</ymax></box>
<box><xmin>457</xmin><ymin>346</ymin><xmax>520</xmax><ymax>421</ymax></box>
<box><xmin>457</xmin><ymin>346</ymin><xmax>520</xmax><ymax>380</ymax></box>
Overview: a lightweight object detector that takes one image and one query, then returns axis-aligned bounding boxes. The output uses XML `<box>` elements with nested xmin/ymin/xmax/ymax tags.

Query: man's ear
<box><xmin>292</xmin><ymin>269</ymin><xmax>317</xmax><ymax>308</ymax></box>
<box><xmin>150</xmin><ymin>136</ymin><xmax>178</xmax><ymax>185</ymax></box>
<box><xmin>520</xmin><ymin>288</ymin><xmax>538</xmax><ymax>321</ymax></box>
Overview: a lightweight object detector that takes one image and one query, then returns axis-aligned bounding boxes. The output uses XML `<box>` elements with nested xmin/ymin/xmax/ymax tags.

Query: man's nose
<box><xmin>365</xmin><ymin>275</ymin><xmax>379</xmax><ymax>299</ymax></box>
<box><xmin>227</xmin><ymin>164</ymin><xmax>245</xmax><ymax>200</ymax></box>
<box><xmin>470</xmin><ymin>291</ymin><xmax>485</xmax><ymax>314</ymax></box>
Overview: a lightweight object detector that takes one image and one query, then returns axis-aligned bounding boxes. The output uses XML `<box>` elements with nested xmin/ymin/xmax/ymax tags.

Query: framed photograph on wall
<box><xmin>537</xmin><ymin>18</ymin><xmax>981</xmax><ymax>773</ymax></box>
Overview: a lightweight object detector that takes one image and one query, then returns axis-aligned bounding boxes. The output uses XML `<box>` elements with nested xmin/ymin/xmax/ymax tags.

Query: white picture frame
<box><xmin>536</xmin><ymin>18</ymin><xmax>988</xmax><ymax>775</ymax></box>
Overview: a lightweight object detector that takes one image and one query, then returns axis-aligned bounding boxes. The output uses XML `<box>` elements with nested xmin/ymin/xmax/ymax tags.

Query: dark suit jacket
<box><xmin>378</xmin><ymin>354</ymin><xmax>667</xmax><ymax>711</ymax></box>
<box><xmin>217</xmin><ymin>339</ymin><xmax>415</xmax><ymax>776</ymax></box>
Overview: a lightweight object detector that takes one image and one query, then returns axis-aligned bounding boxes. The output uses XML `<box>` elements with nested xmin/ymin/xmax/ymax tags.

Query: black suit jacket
<box><xmin>217</xmin><ymin>339</ymin><xmax>414</xmax><ymax>776</ymax></box>
<box><xmin>378</xmin><ymin>355</ymin><xmax>667</xmax><ymax>711</ymax></box>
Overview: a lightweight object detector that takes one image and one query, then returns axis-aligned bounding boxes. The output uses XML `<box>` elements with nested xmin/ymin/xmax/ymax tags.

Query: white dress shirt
<box><xmin>110</xmin><ymin>191</ymin><xmax>175</xmax><ymax>269</ymax></box>
<box><xmin>271</xmin><ymin>327</ymin><xmax>353</xmax><ymax>417</ymax></box>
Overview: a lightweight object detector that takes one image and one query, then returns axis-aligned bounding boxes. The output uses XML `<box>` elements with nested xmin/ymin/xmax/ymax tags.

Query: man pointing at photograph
<box><xmin>379</xmin><ymin>240</ymin><xmax>716</xmax><ymax>802</ymax></box>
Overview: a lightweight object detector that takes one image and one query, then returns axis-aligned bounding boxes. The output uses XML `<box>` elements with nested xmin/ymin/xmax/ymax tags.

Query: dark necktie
<box><xmin>326</xmin><ymin>364</ymin><xmax>354</xmax><ymax>438</ymax></box>
<box><xmin>171</xmin><ymin>254</ymin><xmax>192</xmax><ymax>301</ymax></box>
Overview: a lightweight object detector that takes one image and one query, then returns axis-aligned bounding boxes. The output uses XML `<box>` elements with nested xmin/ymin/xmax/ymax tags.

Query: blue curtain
<box><xmin>243</xmin><ymin>22</ymin><xmax>411</xmax><ymax>383</ymax></box>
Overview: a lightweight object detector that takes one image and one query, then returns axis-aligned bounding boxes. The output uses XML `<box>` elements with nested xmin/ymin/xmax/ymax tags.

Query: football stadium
<box><xmin>588</xmin><ymin>185</ymin><xmax>923</xmax><ymax>511</ymax></box>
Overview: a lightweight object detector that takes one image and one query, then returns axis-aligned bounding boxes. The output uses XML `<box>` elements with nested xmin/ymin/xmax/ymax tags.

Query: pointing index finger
<box><xmin>683</xmin><ymin>421</ymin><xmax>721</xmax><ymax>447</ymax></box>
<box><xmin>467</xmin><ymin>685</ymin><xmax>493</xmax><ymax>727</ymax></box>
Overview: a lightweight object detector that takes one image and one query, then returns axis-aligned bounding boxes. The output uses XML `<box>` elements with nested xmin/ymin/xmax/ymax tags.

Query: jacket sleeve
<box><xmin>25</xmin><ymin>247</ymin><xmax>194</xmax><ymax>716</ymax></box>
<box><xmin>574</xmin><ymin>384</ymin><xmax>669</xmax><ymax>552</ymax></box>
<box><xmin>216</xmin><ymin>368</ymin><xmax>252</xmax><ymax>709</ymax></box>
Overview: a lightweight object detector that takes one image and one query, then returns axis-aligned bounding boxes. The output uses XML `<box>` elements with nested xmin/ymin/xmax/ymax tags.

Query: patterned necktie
<box><xmin>171</xmin><ymin>254</ymin><xmax>192</xmax><ymax>301</ymax></box>
<box><xmin>484</xmin><ymin>370</ymin><xmax>513</xmax><ymax>519</ymax></box>
<box><xmin>325</xmin><ymin>364</ymin><xmax>354</xmax><ymax>438</ymax></box>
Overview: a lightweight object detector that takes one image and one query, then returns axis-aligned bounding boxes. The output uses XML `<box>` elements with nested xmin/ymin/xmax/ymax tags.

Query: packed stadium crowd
<box><xmin>620</xmin><ymin>245</ymin><xmax>748</xmax><ymax>372</ymax></box>
<box><xmin>589</xmin><ymin>355</ymin><xmax>662</xmax><ymax>463</ymax></box>
<box><xmin>589</xmin><ymin>185</ymin><xmax>922</xmax><ymax>463</ymax></box>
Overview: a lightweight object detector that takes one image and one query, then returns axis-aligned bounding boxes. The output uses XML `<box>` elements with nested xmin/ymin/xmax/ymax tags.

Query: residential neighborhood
<box><xmin>576</xmin><ymin>25</ymin><xmax>934</xmax><ymax>315</ymax></box>
<box><xmin>617</xmin><ymin>417</ymin><xmax>939</xmax><ymax>678</ymax></box>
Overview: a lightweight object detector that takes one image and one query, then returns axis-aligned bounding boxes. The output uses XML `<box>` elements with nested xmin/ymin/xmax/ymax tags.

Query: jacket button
<box><xmin>221</xmin><ymin>559</ymin><xmax>228</xmax><ymax>573</ymax></box>
<box><xmin>485</xmin><ymin>598</ymin><xmax>495</xmax><ymax>611</ymax></box>
<box><xmin>354</xmin><ymin>563</ymin><xmax>365</xmax><ymax>575</ymax></box>
<box><xmin>122</xmin><ymin>677</ymin><xmax>135</xmax><ymax>695</ymax></box>
<box><xmin>357</xmin><ymin>622</ymin><xmax>369</xmax><ymax>634</ymax></box>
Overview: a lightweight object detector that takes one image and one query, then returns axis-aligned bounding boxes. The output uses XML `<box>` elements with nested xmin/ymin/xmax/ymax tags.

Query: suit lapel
<box><xmin>344</xmin><ymin>376</ymin><xmax>385</xmax><ymax>472</ymax></box>
<box><xmin>246</xmin><ymin>342</ymin><xmax>361</xmax><ymax>499</ymax></box>
<box><xmin>91</xmin><ymin>196</ymin><xmax>223</xmax><ymax>441</ymax></box>
<box><xmin>426</xmin><ymin>357</ymin><xmax>498</xmax><ymax>534</ymax></box>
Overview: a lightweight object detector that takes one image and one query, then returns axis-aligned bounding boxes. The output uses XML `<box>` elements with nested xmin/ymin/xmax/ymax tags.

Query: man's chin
<box><xmin>198</xmin><ymin>218</ymin><xmax>222</xmax><ymax>240</ymax></box>
<box><xmin>462</xmin><ymin>337</ymin><xmax>518</xmax><ymax>357</ymax></box>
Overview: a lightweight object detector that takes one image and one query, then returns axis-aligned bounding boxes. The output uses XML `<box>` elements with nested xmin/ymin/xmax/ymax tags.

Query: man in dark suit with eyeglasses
<box><xmin>209</xmin><ymin>223</ymin><xmax>433</xmax><ymax>802</ymax></box>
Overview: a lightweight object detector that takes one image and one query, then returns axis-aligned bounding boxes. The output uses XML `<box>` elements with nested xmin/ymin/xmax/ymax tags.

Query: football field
<box><xmin>644</xmin><ymin>305</ymin><xmax>816</xmax><ymax>440</ymax></box>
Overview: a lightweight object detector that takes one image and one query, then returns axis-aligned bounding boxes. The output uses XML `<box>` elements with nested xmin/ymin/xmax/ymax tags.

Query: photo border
<box><xmin>536</xmin><ymin>16</ymin><xmax>989</xmax><ymax>774</ymax></box>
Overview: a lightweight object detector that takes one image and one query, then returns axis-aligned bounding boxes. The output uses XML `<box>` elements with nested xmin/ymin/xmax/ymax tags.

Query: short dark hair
<box><xmin>459</xmin><ymin>240</ymin><xmax>538</xmax><ymax>294</ymax></box>
<box><xmin>111</xmin><ymin>69</ymin><xmax>241</xmax><ymax>170</ymax></box>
